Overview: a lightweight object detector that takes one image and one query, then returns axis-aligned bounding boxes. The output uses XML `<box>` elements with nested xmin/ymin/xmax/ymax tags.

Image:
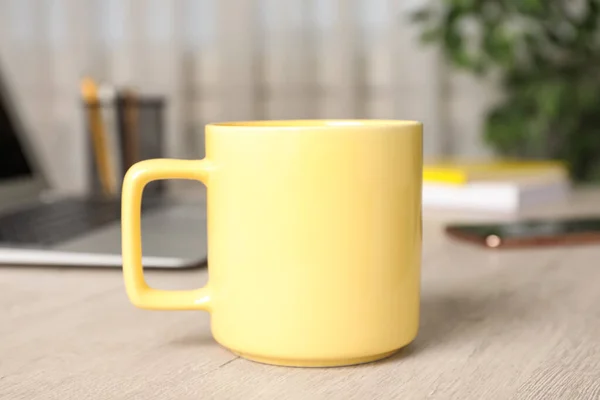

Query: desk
<box><xmin>2</xmin><ymin>189</ymin><xmax>600</xmax><ymax>399</ymax></box>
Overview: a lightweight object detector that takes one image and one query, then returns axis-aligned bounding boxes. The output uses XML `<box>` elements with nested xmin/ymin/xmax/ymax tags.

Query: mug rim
<box><xmin>206</xmin><ymin>119</ymin><xmax>422</xmax><ymax>130</ymax></box>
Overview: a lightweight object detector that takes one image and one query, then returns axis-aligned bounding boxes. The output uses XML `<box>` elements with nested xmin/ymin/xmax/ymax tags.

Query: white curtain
<box><xmin>0</xmin><ymin>0</ymin><xmax>492</xmax><ymax>194</ymax></box>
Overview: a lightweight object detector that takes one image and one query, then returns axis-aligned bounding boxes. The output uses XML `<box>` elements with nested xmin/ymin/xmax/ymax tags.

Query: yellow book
<box><xmin>423</xmin><ymin>160</ymin><xmax>568</xmax><ymax>185</ymax></box>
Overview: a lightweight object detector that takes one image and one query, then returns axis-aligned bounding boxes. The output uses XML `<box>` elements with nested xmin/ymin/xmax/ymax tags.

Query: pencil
<box><xmin>81</xmin><ymin>77</ymin><xmax>117</xmax><ymax>197</ymax></box>
<box><xmin>98</xmin><ymin>83</ymin><xmax>123</xmax><ymax>188</ymax></box>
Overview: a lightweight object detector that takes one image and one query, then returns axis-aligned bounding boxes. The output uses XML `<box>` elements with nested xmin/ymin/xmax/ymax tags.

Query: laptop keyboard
<box><xmin>0</xmin><ymin>197</ymin><xmax>165</xmax><ymax>246</ymax></box>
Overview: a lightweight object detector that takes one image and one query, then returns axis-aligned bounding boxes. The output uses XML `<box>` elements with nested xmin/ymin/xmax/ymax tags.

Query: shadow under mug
<box><xmin>121</xmin><ymin>120</ymin><xmax>423</xmax><ymax>367</ymax></box>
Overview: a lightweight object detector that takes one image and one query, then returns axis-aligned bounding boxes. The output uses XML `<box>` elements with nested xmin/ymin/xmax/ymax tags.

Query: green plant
<box><xmin>412</xmin><ymin>0</ymin><xmax>600</xmax><ymax>181</ymax></box>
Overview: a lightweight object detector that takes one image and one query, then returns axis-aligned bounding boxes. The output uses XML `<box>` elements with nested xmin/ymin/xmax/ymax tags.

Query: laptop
<box><xmin>0</xmin><ymin>67</ymin><xmax>207</xmax><ymax>268</ymax></box>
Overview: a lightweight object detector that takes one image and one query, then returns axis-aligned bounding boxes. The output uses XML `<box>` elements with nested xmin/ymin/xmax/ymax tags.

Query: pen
<box><xmin>81</xmin><ymin>77</ymin><xmax>117</xmax><ymax>197</ymax></box>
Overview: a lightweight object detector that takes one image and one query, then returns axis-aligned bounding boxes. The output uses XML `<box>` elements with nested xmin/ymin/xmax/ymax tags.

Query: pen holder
<box><xmin>83</xmin><ymin>96</ymin><xmax>167</xmax><ymax>197</ymax></box>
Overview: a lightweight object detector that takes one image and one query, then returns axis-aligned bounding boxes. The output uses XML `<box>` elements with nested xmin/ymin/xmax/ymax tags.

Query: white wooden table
<box><xmin>2</xmin><ymin>189</ymin><xmax>600</xmax><ymax>399</ymax></box>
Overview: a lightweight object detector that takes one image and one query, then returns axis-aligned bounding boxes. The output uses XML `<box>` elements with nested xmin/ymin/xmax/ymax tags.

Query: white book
<box><xmin>422</xmin><ymin>178</ymin><xmax>570</xmax><ymax>213</ymax></box>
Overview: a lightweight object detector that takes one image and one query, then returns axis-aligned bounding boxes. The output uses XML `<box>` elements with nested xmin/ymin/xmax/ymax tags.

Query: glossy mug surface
<box><xmin>121</xmin><ymin>120</ymin><xmax>423</xmax><ymax>367</ymax></box>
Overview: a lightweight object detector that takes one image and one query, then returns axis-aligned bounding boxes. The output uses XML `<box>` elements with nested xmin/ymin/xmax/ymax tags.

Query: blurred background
<box><xmin>0</xmin><ymin>0</ymin><xmax>494</xmax><ymax>195</ymax></box>
<box><xmin>1</xmin><ymin>0</ymin><xmax>598</xmax><ymax>200</ymax></box>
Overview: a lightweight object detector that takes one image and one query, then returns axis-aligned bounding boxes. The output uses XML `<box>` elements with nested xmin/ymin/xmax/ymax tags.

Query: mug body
<box><xmin>205</xmin><ymin>120</ymin><xmax>422</xmax><ymax>367</ymax></box>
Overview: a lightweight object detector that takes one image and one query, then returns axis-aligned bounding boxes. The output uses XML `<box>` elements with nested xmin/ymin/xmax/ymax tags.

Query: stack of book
<box><xmin>422</xmin><ymin>160</ymin><xmax>571</xmax><ymax>213</ymax></box>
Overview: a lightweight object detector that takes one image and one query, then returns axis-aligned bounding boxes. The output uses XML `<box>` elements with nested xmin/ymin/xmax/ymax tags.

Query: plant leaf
<box><xmin>411</xmin><ymin>9</ymin><xmax>432</xmax><ymax>23</ymax></box>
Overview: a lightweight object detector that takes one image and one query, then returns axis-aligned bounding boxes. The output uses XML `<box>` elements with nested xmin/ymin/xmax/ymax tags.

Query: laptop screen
<box><xmin>0</xmin><ymin>95</ymin><xmax>33</xmax><ymax>180</ymax></box>
<box><xmin>0</xmin><ymin>63</ymin><xmax>46</xmax><ymax>205</ymax></box>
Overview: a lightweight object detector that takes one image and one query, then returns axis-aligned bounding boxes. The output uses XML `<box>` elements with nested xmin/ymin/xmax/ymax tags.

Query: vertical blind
<box><xmin>0</xmin><ymin>0</ymin><xmax>493</xmax><ymax>193</ymax></box>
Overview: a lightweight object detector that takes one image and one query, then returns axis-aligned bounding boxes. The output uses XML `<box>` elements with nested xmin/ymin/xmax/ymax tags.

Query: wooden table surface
<box><xmin>2</xmin><ymin>189</ymin><xmax>600</xmax><ymax>399</ymax></box>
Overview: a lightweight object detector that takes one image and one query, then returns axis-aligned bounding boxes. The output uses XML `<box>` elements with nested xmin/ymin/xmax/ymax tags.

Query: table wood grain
<box><xmin>2</xmin><ymin>189</ymin><xmax>600</xmax><ymax>399</ymax></box>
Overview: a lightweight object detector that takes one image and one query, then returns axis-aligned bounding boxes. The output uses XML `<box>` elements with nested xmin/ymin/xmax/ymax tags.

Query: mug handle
<box><xmin>121</xmin><ymin>159</ymin><xmax>212</xmax><ymax>311</ymax></box>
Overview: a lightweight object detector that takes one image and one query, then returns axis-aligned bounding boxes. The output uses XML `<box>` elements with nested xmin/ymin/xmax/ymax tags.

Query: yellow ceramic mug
<box><xmin>122</xmin><ymin>120</ymin><xmax>422</xmax><ymax>367</ymax></box>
